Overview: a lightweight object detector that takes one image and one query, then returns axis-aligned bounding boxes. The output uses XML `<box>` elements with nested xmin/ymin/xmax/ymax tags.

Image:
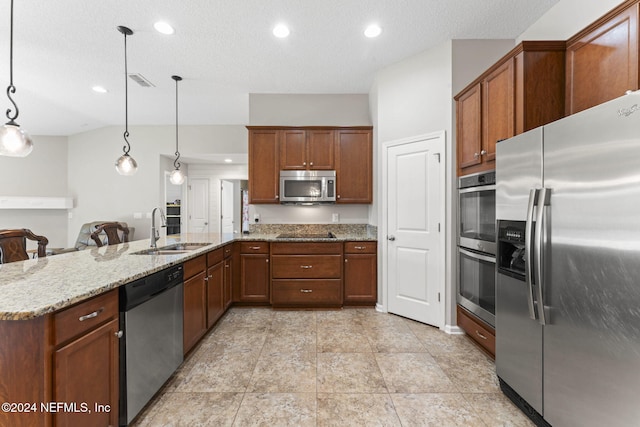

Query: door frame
<box><xmin>380</xmin><ymin>131</ymin><xmax>447</xmax><ymax>329</ymax></box>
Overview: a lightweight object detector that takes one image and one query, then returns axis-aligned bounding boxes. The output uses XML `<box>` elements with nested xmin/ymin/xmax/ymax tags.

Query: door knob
<box><xmin>388</xmin><ymin>235</ymin><xmax>396</xmax><ymax>241</ymax></box>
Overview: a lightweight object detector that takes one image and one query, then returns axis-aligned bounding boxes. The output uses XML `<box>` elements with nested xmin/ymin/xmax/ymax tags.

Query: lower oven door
<box><xmin>458</xmin><ymin>247</ymin><xmax>496</xmax><ymax>327</ymax></box>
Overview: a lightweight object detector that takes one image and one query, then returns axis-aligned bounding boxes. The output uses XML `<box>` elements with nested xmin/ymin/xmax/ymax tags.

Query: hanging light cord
<box><xmin>5</xmin><ymin>0</ymin><xmax>19</xmax><ymax>125</ymax></box>
<box><xmin>122</xmin><ymin>30</ymin><xmax>131</xmax><ymax>155</ymax></box>
<box><xmin>173</xmin><ymin>76</ymin><xmax>181</xmax><ymax>170</ymax></box>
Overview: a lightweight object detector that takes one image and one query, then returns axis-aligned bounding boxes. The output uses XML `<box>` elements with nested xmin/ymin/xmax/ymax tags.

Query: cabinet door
<box><xmin>206</xmin><ymin>261</ymin><xmax>224</xmax><ymax>328</ymax></box>
<box><xmin>456</xmin><ymin>83</ymin><xmax>482</xmax><ymax>175</ymax></box>
<box><xmin>335</xmin><ymin>129</ymin><xmax>372</xmax><ymax>203</ymax></box>
<box><xmin>566</xmin><ymin>3</ymin><xmax>639</xmax><ymax>115</ymax></box>
<box><xmin>54</xmin><ymin>318</ymin><xmax>119</xmax><ymax>427</ymax></box>
<box><xmin>183</xmin><ymin>271</ymin><xmax>207</xmax><ymax>354</ymax></box>
<box><xmin>483</xmin><ymin>59</ymin><xmax>514</xmax><ymax>165</ymax></box>
<box><xmin>307</xmin><ymin>129</ymin><xmax>335</xmax><ymax>169</ymax></box>
<box><xmin>248</xmin><ymin>129</ymin><xmax>280</xmax><ymax>203</ymax></box>
<box><xmin>239</xmin><ymin>254</ymin><xmax>270</xmax><ymax>302</ymax></box>
<box><xmin>344</xmin><ymin>253</ymin><xmax>377</xmax><ymax>305</ymax></box>
<box><xmin>280</xmin><ymin>129</ymin><xmax>307</xmax><ymax>170</ymax></box>
<box><xmin>224</xmin><ymin>256</ymin><xmax>233</xmax><ymax>309</ymax></box>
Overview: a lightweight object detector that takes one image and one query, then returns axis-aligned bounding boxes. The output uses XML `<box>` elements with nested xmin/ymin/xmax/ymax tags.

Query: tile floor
<box><xmin>131</xmin><ymin>307</ymin><xmax>534</xmax><ymax>426</ymax></box>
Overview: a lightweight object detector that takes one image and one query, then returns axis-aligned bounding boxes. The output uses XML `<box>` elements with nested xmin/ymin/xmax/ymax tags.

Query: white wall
<box><xmin>516</xmin><ymin>0</ymin><xmax>626</xmax><ymax>42</ymax></box>
<box><xmin>0</xmin><ymin>135</ymin><xmax>69</xmax><ymax>248</ymax></box>
<box><xmin>67</xmin><ymin>125</ymin><xmax>246</xmax><ymax>245</ymax></box>
<box><xmin>249</xmin><ymin>93</ymin><xmax>373</xmax><ymax>225</ymax></box>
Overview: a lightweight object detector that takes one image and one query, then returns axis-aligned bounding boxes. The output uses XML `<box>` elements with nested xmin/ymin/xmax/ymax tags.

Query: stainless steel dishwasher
<box><xmin>119</xmin><ymin>264</ymin><xmax>184</xmax><ymax>426</ymax></box>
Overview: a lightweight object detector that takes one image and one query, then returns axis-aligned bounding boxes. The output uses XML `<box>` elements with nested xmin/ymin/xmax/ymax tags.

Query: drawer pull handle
<box><xmin>475</xmin><ymin>330</ymin><xmax>488</xmax><ymax>340</ymax></box>
<box><xmin>354</xmin><ymin>246</ymin><xmax>365</xmax><ymax>250</ymax></box>
<box><xmin>79</xmin><ymin>308</ymin><xmax>103</xmax><ymax>322</ymax></box>
<box><xmin>250</xmin><ymin>246</ymin><xmax>261</xmax><ymax>250</ymax></box>
<box><xmin>300</xmin><ymin>265</ymin><xmax>313</xmax><ymax>269</ymax></box>
<box><xmin>300</xmin><ymin>289</ymin><xmax>313</xmax><ymax>293</ymax></box>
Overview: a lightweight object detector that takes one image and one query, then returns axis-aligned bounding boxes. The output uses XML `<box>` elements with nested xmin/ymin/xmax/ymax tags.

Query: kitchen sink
<box><xmin>130</xmin><ymin>242</ymin><xmax>211</xmax><ymax>255</ymax></box>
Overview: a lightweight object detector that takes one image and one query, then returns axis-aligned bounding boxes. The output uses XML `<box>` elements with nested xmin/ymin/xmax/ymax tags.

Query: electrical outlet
<box><xmin>254</xmin><ymin>213</ymin><xmax>260</xmax><ymax>223</ymax></box>
<box><xmin>332</xmin><ymin>213</ymin><xmax>339</xmax><ymax>223</ymax></box>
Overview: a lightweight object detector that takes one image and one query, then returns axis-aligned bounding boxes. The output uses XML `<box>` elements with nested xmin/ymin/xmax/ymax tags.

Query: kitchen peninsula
<box><xmin>0</xmin><ymin>227</ymin><xmax>376</xmax><ymax>427</ymax></box>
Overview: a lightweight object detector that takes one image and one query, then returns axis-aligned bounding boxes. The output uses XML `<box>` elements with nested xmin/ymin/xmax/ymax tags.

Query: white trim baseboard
<box><xmin>443</xmin><ymin>324</ymin><xmax>465</xmax><ymax>335</ymax></box>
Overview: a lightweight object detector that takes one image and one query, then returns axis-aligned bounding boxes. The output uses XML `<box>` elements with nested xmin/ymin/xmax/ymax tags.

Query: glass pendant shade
<box><xmin>169</xmin><ymin>168</ymin><xmax>185</xmax><ymax>185</ymax></box>
<box><xmin>0</xmin><ymin>123</ymin><xmax>33</xmax><ymax>157</ymax></box>
<box><xmin>115</xmin><ymin>153</ymin><xmax>138</xmax><ymax>175</ymax></box>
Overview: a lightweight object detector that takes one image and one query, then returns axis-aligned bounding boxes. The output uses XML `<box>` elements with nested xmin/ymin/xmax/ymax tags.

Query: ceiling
<box><xmin>0</xmin><ymin>0</ymin><xmax>559</xmax><ymax>137</ymax></box>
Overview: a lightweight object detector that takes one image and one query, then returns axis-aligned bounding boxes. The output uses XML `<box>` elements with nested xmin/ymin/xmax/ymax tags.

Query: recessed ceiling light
<box><xmin>92</xmin><ymin>86</ymin><xmax>108</xmax><ymax>93</ymax></box>
<box><xmin>273</xmin><ymin>24</ymin><xmax>290</xmax><ymax>38</ymax></box>
<box><xmin>364</xmin><ymin>24</ymin><xmax>382</xmax><ymax>38</ymax></box>
<box><xmin>154</xmin><ymin>21</ymin><xmax>175</xmax><ymax>35</ymax></box>
<box><xmin>224</xmin><ymin>158</ymin><xmax>233</xmax><ymax>163</ymax></box>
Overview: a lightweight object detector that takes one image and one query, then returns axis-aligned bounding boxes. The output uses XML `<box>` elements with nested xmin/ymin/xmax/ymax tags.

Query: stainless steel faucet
<box><xmin>150</xmin><ymin>207</ymin><xmax>167</xmax><ymax>249</ymax></box>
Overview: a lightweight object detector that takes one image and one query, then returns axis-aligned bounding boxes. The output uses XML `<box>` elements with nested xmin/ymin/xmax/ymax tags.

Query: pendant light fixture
<box><xmin>0</xmin><ymin>0</ymin><xmax>33</xmax><ymax>157</ymax></box>
<box><xmin>115</xmin><ymin>26</ymin><xmax>138</xmax><ymax>175</ymax></box>
<box><xmin>169</xmin><ymin>75</ymin><xmax>186</xmax><ymax>185</ymax></box>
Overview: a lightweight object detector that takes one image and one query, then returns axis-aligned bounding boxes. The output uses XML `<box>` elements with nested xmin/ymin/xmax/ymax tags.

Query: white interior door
<box><xmin>188</xmin><ymin>178</ymin><xmax>209</xmax><ymax>233</ymax></box>
<box><xmin>384</xmin><ymin>132</ymin><xmax>445</xmax><ymax>327</ymax></box>
<box><xmin>220</xmin><ymin>180</ymin><xmax>235</xmax><ymax>234</ymax></box>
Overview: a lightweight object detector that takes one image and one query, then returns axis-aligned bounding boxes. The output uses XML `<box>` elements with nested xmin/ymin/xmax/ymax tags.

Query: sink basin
<box><xmin>130</xmin><ymin>242</ymin><xmax>211</xmax><ymax>255</ymax></box>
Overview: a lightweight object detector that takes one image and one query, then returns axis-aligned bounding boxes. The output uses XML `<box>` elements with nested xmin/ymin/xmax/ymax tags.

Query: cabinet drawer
<box><xmin>207</xmin><ymin>247</ymin><xmax>224</xmax><ymax>266</ymax></box>
<box><xmin>457</xmin><ymin>305</ymin><xmax>495</xmax><ymax>358</ymax></box>
<box><xmin>271</xmin><ymin>280</ymin><xmax>342</xmax><ymax>306</ymax></box>
<box><xmin>184</xmin><ymin>254</ymin><xmax>206</xmax><ymax>279</ymax></box>
<box><xmin>271</xmin><ymin>242</ymin><xmax>342</xmax><ymax>255</ymax></box>
<box><xmin>54</xmin><ymin>290</ymin><xmax>118</xmax><ymax>346</ymax></box>
<box><xmin>272</xmin><ymin>255</ymin><xmax>341</xmax><ymax>279</ymax></box>
<box><xmin>240</xmin><ymin>242</ymin><xmax>269</xmax><ymax>254</ymax></box>
<box><xmin>344</xmin><ymin>241</ymin><xmax>376</xmax><ymax>254</ymax></box>
<box><xmin>223</xmin><ymin>244</ymin><xmax>234</xmax><ymax>258</ymax></box>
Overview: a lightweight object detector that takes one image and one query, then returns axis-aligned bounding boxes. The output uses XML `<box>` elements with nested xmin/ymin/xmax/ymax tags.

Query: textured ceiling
<box><xmin>0</xmin><ymin>0</ymin><xmax>558</xmax><ymax>136</ymax></box>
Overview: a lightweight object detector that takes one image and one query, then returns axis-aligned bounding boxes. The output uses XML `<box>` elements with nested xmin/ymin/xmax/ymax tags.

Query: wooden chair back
<box><xmin>0</xmin><ymin>229</ymin><xmax>49</xmax><ymax>264</ymax></box>
<box><xmin>90</xmin><ymin>222</ymin><xmax>130</xmax><ymax>247</ymax></box>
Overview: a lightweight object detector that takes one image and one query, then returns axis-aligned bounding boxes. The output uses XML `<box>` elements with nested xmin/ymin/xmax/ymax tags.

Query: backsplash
<box><xmin>249</xmin><ymin>223</ymin><xmax>377</xmax><ymax>235</ymax></box>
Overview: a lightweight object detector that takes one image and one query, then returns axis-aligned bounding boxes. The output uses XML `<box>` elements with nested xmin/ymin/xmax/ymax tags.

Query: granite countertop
<box><xmin>0</xmin><ymin>227</ymin><xmax>377</xmax><ymax>321</ymax></box>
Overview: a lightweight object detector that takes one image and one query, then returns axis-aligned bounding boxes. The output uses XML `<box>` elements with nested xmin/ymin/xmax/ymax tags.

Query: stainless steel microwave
<box><xmin>279</xmin><ymin>170</ymin><xmax>336</xmax><ymax>204</ymax></box>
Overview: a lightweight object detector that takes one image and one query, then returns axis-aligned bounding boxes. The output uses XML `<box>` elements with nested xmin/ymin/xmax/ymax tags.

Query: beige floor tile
<box><xmin>391</xmin><ymin>393</ymin><xmax>487</xmax><ymax>427</ymax></box>
<box><xmin>317</xmin><ymin>353</ymin><xmax>387</xmax><ymax>393</ymax></box>
<box><xmin>317</xmin><ymin>393</ymin><xmax>402</xmax><ymax>427</ymax></box>
<box><xmin>131</xmin><ymin>391</ymin><xmax>243</xmax><ymax>427</ymax></box>
<box><xmin>376</xmin><ymin>353</ymin><xmax>456</xmax><ymax>393</ymax></box>
<box><xmin>433</xmin><ymin>352</ymin><xmax>500</xmax><ymax>393</ymax></box>
<box><xmin>233</xmin><ymin>393</ymin><xmax>316</xmax><ymax>427</ymax></box>
<box><xmin>270</xmin><ymin>310</ymin><xmax>317</xmax><ymax>331</ymax></box>
<box><xmin>317</xmin><ymin>328</ymin><xmax>372</xmax><ymax>353</ymax></box>
<box><xmin>219</xmin><ymin>307</ymin><xmax>274</xmax><ymax>328</ymax></box>
<box><xmin>247</xmin><ymin>351</ymin><xmax>316</xmax><ymax>392</ymax></box>
<box><xmin>366</xmin><ymin>328</ymin><xmax>427</xmax><ymax>353</ymax></box>
<box><xmin>200</xmin><ymin>326</ymin><xmax>268</xmax><ymax>353</ymax></box>
<box><xmin>262</xmin><ymin>328</ymin><xmax>317</xmax><ymax>353</ymax></box>
<box><xmin>464</xmin><ymin>393</ymin><xmax>536</xmax><ymax>427</ymax></box>
<box><xmin>176</xmin><ymin>351</ymin><xmax>259</xmax><ymax>392</ymax></box>
<box><xmin>406</xmin><ymin>320</ymin><xmax>480</xmax><ymax>356</ymax></box>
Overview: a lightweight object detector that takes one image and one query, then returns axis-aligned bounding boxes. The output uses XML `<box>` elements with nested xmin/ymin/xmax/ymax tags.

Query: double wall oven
<box><xmin>457</xmin><ymin>170</ymin><xmax>496</xmax><ymax>327</ymax></box>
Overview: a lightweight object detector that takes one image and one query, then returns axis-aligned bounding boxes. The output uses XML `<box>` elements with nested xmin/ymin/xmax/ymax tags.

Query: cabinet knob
<box><xmin>345</xmin><ymin>259</ymin><xmax>348</xmax><ymax>263</ymax></box>
<box><xmin>337</xmin><ymin>195</ymin><xmax>341</xmax><ymax>199</ymax></box>
<box><xmin>204</xmin><ymin>276</ymin><xmax>209</xmax><ymax>281</ymax></box>
<box><xmin>303</xmin><ymin>161</ymin><xmax>307</xmax><ymax>166</ymax></box>
<box><xmin>115</xmin><ymin>330</ymin><xmax>123</xmax><ymax>338</ymax></box>
<box><xmin>266</xmin><ymin>259</ymin><xmax>269</xmax><ymax>263</ymax></box>
<box><xmin>310</xmin><ymin>162</ymin><xmax>313</xmax><ymax>166</ymax></box>
<box><xmin>480</xmin><ymin>149</ymin><xmax>487</xmax><ymax>156</ymax></box>
<box><xmin>275</xmin><ymin>194</ymin><xmax>279</xmax><ymax>199</ymax></box>
<box><xmin>387</xmin><ymin>235</ymin><xmax>396</xmax><ymax>241</ymax></box>
<box><xmin>474</xmin><ymin>152</ymin><xmax>480</xmax><ymax>158</ymax></box>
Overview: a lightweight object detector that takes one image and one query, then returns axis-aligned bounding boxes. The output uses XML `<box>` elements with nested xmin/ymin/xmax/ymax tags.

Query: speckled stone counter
<box><xmin>0</xmin><ymin>226</ymin><xmax>377</xmax><ymax>320</ymax></box>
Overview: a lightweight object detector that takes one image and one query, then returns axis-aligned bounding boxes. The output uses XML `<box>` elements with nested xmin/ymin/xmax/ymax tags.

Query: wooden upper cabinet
<box><xmin>456</xmin><ymin>83</ymin><xmax>482</xmax><ymax>174</ymax></box>
<box><xmin>566</xmin><ymin>1</ymin><xmax>639</xmax><ymax>115</ymax></box>
<box><xmin>483</xmin><ymin>60</ymin><xmax>514</xmax><ymax>163</ymax></box>
<box><xmin>248</xmin><ymin>128</ymin><xmax>280</xmax><ymax>203</ymax></box>
<box><xmin>335</xmin><ymin>129</ymin><xmax>373</xmax><ymax>204</ymax></box>
<box><xmin>455</xmin><ymin>41</ymin><xmax>565</xmax><ymax>176</ymax></box>
<box><xmin>280</xmin><ymin>129</ymin><xmax>335</xmax><ymax>170</ymax></box>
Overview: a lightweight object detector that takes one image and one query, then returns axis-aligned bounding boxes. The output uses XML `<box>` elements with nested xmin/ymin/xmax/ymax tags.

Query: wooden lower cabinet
<box><xmin>206</xmin><ymin>260</ymin><xmax>225</xmax><ymax>329</ymax></box>
<box><xmin>183</xmin><ymin>255</ymin><xmax>207</xmax><ymax>355</ymax></box>
<box><xmin>343</xmin><ymin>241</ymin><xmax>377</xmax><ymax>305</ymax></box>
<box><xmin>237</xmin><ymin>242</ymin><xmax>270</xmax><ymax>303</ymax></box>
<box><xmin>271</xmin><ymin>280</ymin><xmax>342</xmax><ymax>306</ymax></box>
<box><xmin>457</xmin><ymin>305</ymin><xmax>495</xmax><ymax>358</ymax></box>
<box><xmin>53</xmin><ymin>289</ymin><xmax>120</xmax><ymax>427</ymax></box>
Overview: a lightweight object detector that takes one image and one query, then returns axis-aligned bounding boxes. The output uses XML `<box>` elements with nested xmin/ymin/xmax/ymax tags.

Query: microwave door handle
<box><xmin>534</xmin><ymin>187</ymin><xmax>549</xmax><ymax>326</ymax></box>
<box><xmin>525</xmin><ymin>188</ymin><xmax>538</xmax><ymax>320</ymax></box>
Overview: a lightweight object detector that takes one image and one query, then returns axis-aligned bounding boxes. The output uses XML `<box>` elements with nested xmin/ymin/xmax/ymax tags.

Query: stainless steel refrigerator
<box><xmin>495</xmin><ymin>91</ymin><xmax>640</xmax><ymax>427</ymax></box>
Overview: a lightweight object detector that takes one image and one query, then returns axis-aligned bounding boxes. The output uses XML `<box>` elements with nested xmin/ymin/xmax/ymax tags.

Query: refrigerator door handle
<box><xmin>534</xmin><ymin>187</ymin><xmax>549</xmax><ymax>325</ymax></box>
<box><xmin>525</xmin><ymin>188</ymin><xmax>538</xmax><ymax>320</ymax></box>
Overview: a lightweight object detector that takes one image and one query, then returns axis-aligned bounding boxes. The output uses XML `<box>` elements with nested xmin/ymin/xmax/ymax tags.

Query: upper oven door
<box><xmin>459</xmin><ymin>183</ymin><xmax>496</xmax><ymax>254</ymax></box>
